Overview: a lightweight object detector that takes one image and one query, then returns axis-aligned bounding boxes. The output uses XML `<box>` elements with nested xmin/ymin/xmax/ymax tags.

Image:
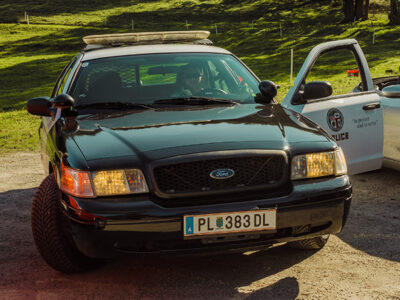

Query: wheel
<box><xmin>31</xmin><ymin>175</ymin><xmax>103</xmax><ymax>273</ymax></box>
<box><xmin>288</xmin><ymin>234</ymin><xmax>330</xmax><ymax>250</ymax></box>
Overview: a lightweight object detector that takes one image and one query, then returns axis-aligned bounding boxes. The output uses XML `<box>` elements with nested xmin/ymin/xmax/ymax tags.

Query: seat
<box><xmin>88</xmin><ymin>71</ymin><xmax>122</xmax><ymax>102</ymax></box>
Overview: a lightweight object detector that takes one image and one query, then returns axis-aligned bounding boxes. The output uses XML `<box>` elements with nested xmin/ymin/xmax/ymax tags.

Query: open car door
<box><xmin>281</xmin><ymin>39</ymin><xmax>383</xmax><ymax>175</ymax></box>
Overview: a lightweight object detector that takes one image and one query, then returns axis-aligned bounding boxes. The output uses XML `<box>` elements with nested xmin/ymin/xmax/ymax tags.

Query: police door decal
<box><xmin>327</xmin><ymin>108</ymin><xmax>349</xmax><ymax>141</ymax></box>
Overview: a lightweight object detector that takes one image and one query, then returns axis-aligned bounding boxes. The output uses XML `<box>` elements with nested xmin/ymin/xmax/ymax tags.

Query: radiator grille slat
<box><xmin>153</xmin><ymin>155</ymin><xmax>286</xmax><ymax>196</ymax></box>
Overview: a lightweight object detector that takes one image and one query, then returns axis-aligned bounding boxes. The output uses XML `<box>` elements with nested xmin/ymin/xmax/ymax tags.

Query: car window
<box><xmin>208</xmin><ymin>60</ymin><xmax>232</xmax><ymax>92</ymax></box>
<box><xmin>57</xmin><ymin>66</ymin><xmax>73</xmax><ymax>96</ymax></box>
<box><xmin>70</xmin><ymin>53</ymin><xmax>260</xmax><ymax>105</ymax></box>
<box><xmin>139</xmin><ymin>64</ymin><xmax>181</xmax><ymax>86</ymax></box>
<box><xmin>52</xmin><ymin>59</ymin><xmax>77</xmax><ymax>97</ymax></box>
<box><xmin>305</xmin><ymin>48</ymin><xmax>363</xmax><ymax>97</ymax></box>
<box><xmin>52</xmin><ymin>61</ymin><xmax>72</xmax><ymax>98</ymax></box>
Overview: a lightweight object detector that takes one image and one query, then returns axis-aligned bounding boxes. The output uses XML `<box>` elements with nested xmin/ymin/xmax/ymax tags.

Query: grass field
<box><xmin>0</xmin><ymin>0</ymin><xmax>399</xmax><ymax>153</ymax></box>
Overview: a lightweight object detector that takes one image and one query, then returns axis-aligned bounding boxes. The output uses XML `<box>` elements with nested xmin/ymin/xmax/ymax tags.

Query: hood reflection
<box><xmin>65</xmin><ymin>104</ymin><xmax>328</xmax><ymax>162</ymax></box>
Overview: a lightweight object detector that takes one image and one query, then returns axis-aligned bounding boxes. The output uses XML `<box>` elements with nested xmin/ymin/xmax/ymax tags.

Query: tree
<box><xmin>389</xmin><ymin>0</ymin><xmax>400</xmax><ymax>24</ymax></box>
<box><xmin>343</xmin><ymin>0</ymin><xmax>355</xmax><ymax>22</ymax></box>
<box><xmin>342</xmin><ymin>0</ymin><xmax>369</xmax><ymax>22</ymax></box>
<box><xmin>355</xmin><ymin>0</ymin><xmax>369</xmax><ymax>19</ymax></box>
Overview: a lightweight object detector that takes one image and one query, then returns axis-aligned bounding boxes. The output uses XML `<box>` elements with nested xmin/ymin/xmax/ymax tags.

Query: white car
<box><xmin>281</xmin><ymin>39</ymin><xmax>400</xmax><ymax>174</ymax></box>
<box><xmin>368</xmin><ymin>78</ymin><xmax>400</xmax><ymax>170</ymax></box>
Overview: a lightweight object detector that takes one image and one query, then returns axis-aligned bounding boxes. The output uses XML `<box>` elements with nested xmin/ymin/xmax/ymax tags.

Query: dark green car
<box><xmin>27</xmin><ymin>31</ymin><xmax>351</xmax><ymax>273</ymax></box>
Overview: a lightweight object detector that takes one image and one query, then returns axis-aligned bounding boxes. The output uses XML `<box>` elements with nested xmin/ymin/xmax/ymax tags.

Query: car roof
<box><xmin>81</xmin><ymin>44</ymin><xmax>232</xmax><ymax>61</ymax></box>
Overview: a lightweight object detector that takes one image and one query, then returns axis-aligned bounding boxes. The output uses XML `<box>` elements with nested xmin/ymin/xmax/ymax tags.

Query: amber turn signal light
<box><xmin>60</xmin><ymin>163</ymin><xmax>94</xmax><ymax>198</ymax></box>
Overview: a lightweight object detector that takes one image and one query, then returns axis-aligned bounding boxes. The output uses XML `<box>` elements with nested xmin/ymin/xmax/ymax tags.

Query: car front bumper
<box><xmin>61</xmin><ymin>176</ymin><xmax>352</xmax><ymax>258</ymax></box>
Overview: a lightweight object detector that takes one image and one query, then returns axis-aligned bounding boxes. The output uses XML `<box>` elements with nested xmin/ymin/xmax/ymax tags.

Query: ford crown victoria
<box><xmin>27</xmin><ymin>31</ymin><xmax>351</xmax><ymax>273</ymax></box>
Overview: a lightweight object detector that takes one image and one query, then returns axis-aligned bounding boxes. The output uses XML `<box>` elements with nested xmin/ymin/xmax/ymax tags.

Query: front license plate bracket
<box><xmin>183</xmin><ymin>209</ymin><xmax>277</xmax><ymax>239</ymax></box>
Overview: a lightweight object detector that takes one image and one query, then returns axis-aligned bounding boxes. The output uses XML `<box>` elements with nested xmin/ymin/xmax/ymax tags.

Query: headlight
<box><xmin>92</xmin><ymin>169</ymin><xmax>149</xmax><ymax>196</ymax></box>
<box><xmin>291</xmin><ymin>148</ymin><xmax>347</xmax><ymax>180</ymax></box>
<box><xmin>60</xmin><ymin>164</ymin><xmax>148</xmax><ymax>197</ymax></box>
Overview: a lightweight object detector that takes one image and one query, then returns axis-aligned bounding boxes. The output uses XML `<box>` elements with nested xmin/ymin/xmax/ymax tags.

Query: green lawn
<box><xmin>0</xmin><ymin>110</ymin><xmax>40</xmax><ymax>153</ymax></box>
<box><xmin>0</xmin><ymin>0</ymin><xmax>399</xmax><ymax>153</ymax></box>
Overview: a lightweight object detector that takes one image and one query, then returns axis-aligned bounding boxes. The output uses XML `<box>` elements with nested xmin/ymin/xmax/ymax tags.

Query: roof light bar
<box><xmin>82</xmin><ymin>31</ymin><xmax>210</xmax><ymax>46</ymax></box>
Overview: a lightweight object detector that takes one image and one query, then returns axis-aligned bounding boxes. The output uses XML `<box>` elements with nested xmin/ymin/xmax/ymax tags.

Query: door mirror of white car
<box><xmin>304</xmin><ymin>81</ymin><xmax>333</xmax><ymax>101</ymax></box>
<box><xmin>292</xmin><ymin>81</ymin><xmax>333</xmax><ymax>104</ymax></box>
<box><xmin>380</xmin><ymin>84</ymin><xmax>400</xmax><ymax>98</ymax></box>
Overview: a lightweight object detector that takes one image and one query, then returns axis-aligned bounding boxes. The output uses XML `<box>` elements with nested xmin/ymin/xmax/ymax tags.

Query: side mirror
<box><xmin>53</xmin><ymin>94</ymin><xmax>75</xmax><ymax>108</ymax></box>
<box><xmin>303</xmin><ymin>81</ymin><xmax>332</xmax><ymax>101</ymax></box>
<box><xmin>256</xmin><ymin>80</ymin><xmax>279</xmax><ymax>104</ymax></box>
<box><xmin>26</xmin><ymin>97</ymin><xmax>52</xmax><ymax>116</ymax></box>
<box><xmin>292</xmin><ymin>81</ymin><xmax>332</xmax><ymax>105</ymax></box>
<box><xmin>27</xmin><ymin>94</ymin><xmax>76</xmax><ymax>117</ymax></box>
<box><xmin>381</xmin><ymin>84</ymin><xmax>400</xmax><ymax>98</ymax></box>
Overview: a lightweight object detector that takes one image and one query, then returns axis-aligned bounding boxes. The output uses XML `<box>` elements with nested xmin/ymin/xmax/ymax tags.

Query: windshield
<box><xmin>70</xmin><ymin>53</ymin><xmax>259</xmax><ymax>106</ymax></box>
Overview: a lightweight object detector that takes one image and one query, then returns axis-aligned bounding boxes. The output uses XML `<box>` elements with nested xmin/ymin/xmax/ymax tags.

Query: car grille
<box><xmin>153</xmin><ymin>154</ymin><xmax>287</xmax><ymax>197</ymax></box>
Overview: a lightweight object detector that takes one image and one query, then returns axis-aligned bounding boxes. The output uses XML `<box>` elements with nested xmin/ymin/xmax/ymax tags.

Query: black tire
<box><xmin>288</xmin><ymin>234</ymin><xmax>330</xmax><ymax>250</ymax></box>
<box><xmin>31</xmin><ymin>175</ymin><xmax>102</xmax><ymax>273</ymax></box>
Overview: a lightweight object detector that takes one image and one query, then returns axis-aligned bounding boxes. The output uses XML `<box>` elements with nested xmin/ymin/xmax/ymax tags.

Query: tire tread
<box><xmin>288</xmin><ymin>235</ymin><xmax>329</xmax><ymax>250</ymax></box>
<box><xmin>31</xmin><ymin>175</ymin><xmax>100</xmax><ymax>273</ymax></box>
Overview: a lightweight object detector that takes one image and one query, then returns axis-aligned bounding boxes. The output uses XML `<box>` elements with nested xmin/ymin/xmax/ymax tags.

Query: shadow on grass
<box><xmin>0</xmin><ymin>0</ymin><xmax>339</xmax><ymax>24</ymax></box>
<box><xmin>1</xmin><ymin>0</ymin><xmax>399</xmax><ymax>108</ymax></box>
<box><xmin>0</xmin><ymin>26</ymin><xmax>99</xmax><ymax>58</ymax></box>
<box><xmin>3</xmin><ymin>22</ymin><xmax>396</xmax><ymax>109</ymax></box>
<box><xmin>0</xmin><ymin>55</ymin><xmax>74</xmax><ymax>109</ymax></box>
<box><xmin>0</xmin><ymin>0</ymin><xmax>142</xmax><ymax>22</ymax></box>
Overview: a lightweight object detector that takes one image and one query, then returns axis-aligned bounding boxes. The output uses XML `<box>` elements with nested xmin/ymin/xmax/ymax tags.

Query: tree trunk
<box><xmin>355</xmin><ymin>0</ymin><xmax>369</xmax><ymax>20</ymax></box>
<box><xmin>355</xmin><ymin>0</ymin><xmax>363</xmax><ymax>19</ymax></box>
<box><xmin>389</xmin><ymin>0</ymin><xmax>400</xmax><ymax>24</ymax></box>
<box><xmin>364</xmin><ymin>0</ymin><xmax>369</xmax><ymax>19</ymax></box>
<box><xmin>343</xmin><ymin>0</ymin><xmax>354</xmax><ymax>22</ymax></box>
<box><xmin>343</xmin><ymin>0</ymin><xmax>369</xmax><ymax>22</ymax></box>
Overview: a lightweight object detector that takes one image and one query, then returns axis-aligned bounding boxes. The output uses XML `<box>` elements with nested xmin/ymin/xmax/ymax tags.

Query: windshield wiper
<box><xmin>75</xmin><ymin>102</ymin><xmax>153</xmax><ymax>110</ymax></box>
<box><xmin>153</xmin><ymin>97</ymin><xmax>237</xmax><ymax>105</ymax></box>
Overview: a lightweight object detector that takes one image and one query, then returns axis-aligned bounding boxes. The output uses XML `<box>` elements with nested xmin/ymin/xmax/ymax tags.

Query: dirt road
<box><xmin>0</xmin><ymin>152</ymin><xmax>399</xmax><ymax>299</ymax></box>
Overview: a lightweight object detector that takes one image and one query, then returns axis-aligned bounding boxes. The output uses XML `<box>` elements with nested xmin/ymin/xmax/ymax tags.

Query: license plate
<box><xmin>183</xmin><ymin>209</ymin><xmax>276</xmax><ymax>238</ymax></box>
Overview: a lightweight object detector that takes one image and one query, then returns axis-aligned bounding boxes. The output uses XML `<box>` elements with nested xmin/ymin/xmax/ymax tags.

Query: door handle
<box><xmin>363</xmin><ymin>102</ymin><xmax>381</xmax><ymax>110</ymax></box>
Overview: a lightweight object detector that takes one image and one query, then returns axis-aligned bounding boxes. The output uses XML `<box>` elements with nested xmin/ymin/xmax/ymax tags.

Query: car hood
<box><xmin>65</xmin><ymin>103</ymin><xmax>333</xmax><ymax>169</ymax></box>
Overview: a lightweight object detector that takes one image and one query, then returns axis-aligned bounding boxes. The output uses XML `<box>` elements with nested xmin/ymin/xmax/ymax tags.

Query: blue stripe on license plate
<box><xmin>185</xmin><ymin>216</ymin><xmax>194</xmax><ymax>235</ymax></box>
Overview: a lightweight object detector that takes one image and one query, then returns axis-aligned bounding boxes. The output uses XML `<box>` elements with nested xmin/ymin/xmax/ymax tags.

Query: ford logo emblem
<box><xmin>210</xmin><ymin>168</ymin><xmax>235</xmax><ymax>180</ymax></box>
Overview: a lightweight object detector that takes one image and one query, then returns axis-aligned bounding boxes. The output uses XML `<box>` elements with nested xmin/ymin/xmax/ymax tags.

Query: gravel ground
<box><xmin>0</xmin><ymin>152</ymin><xmax>399</xmax><ymax>300</ymax></box>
